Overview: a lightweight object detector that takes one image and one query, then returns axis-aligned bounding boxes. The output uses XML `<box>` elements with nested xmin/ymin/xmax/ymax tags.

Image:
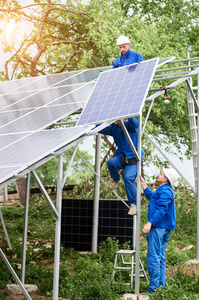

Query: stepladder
<box><xmin>112</xmin><ymin>249</ymin><xmax>148</xmax><ymax>288</ymax></box>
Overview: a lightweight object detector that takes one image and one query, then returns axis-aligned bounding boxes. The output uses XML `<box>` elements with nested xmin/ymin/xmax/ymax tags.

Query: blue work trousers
<box><xmin>146</xmin><ymin>227</ymin><xmax>171</xmax><ymax>290</ymax></box>
<box><xmin>107</xmin><ymin>155</ymin><xmax>137</xmax><ymax>205</ymax></box>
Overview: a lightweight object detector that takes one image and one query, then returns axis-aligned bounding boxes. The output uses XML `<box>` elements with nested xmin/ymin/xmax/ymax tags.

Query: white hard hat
<box><xmin>163</xmin><ymin>168</ymin><xmax>179</xmax><ymax>185</ymax></box>
<box><xmin>116</xmin><ymin>35</ymin><xmax>130</xmax><ymax>45</ymax></box>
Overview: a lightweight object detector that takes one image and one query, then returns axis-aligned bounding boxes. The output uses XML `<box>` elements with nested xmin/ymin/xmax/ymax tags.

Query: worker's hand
<box><xmin>139</xmin><ymin>175</ymin><xmax>148</xmax><ymax>190</ymax></box>
<box><xmin>142</xmin><ymin>222</ymin><xmax>152</xmax><ymax>235</ymax></box>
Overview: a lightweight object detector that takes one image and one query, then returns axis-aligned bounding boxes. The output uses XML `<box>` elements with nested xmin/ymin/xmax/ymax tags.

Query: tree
<box><xmin>0</xmin><ymin>0</ymin><xmax>95</xmax><ymax>79</ymax></box>
<box><xmin>0</xmin><ymin>0</ymin><xmax>198</xmax><ymax>162</ymax></box>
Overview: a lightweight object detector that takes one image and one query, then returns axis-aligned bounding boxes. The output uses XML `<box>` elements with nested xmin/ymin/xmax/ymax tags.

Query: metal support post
<box><xmin>197</xmin><ymin>73</ymin><xmax>199</xmax><ymax>260</ymax></box>
<box><xmin>53</xmin><ymin>155</ymin><xmax>63</xmax><ymax>300</ymax></box>
<box><xmin>31</xmin><ymin>170</ymin><xmax>58</xmax><ymax>218</ymax></box>
<box><xmin>133</xmin><ymin>215</ymin><xmax>136</xmax><ymax>250</ymax></box>
<box><xmin>91</xmin><ymin>134</ymin><xmax>101</xmax><ymax>253</ymax></box>
<box><xmin>0</xmin><ymin>249</ymin><xmax>32</xmax><ymax>300</ymax></box>
<box><xmin>21</xmin><ymin>173</ymin><xmax>30</xmax><ymax>284</ymax></box>
<box><xmin>119</xmin><ymin>120</ymin><xmax>140</xmax><ymax>161</ymax></box>
<box><xmin>0</xmin><ymin>208</ymin><xmax>11</xmax><ymax>249</ymax></box>
<box><xmin>135</xmin><ymin>114</ymin><xmax>142</xmax><ymax>295</ymax></box>
<box><xmin>62</xmin><ymin>144</ymin><xmax>79</xmax><ymax>189</ymax></box>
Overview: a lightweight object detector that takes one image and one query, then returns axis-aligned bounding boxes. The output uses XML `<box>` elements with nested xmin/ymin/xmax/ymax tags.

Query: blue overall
<box><xmin>113</xmin><ymin>49</ymin><xmax>144</xmax><ymax>69</ymax></box>
<box><xmin>144</xmin><ymin>184</ymin><xmax>176</xmax><ymax>290</ymax></box>
<box><xmin>100</xmin><ymin>117</ymin><xmax>144</xmax><ymax>206</ymax></box>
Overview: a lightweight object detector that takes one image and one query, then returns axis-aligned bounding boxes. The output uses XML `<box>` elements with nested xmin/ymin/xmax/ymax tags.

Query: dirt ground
<box><xmin>166</xmin><ymin>261</ymin><xmax>199</xmax><ymax>277</ymax></box>
<box><xmin>0</xmin><ymin>263</ymin><xmax>198</xmax><ymax>300</ymax></box>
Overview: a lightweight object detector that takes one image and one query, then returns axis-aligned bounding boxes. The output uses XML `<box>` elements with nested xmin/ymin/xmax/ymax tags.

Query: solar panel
<box><xmin>0</xmin><ymin>84</ymin><xmax>86</xmax><ymax>112</ymax></box>
<box><xmin>0</xmin><ymin>133</ymin><xmax>28</xmax><ymax>151</ymax></box>
<box><xmin>77</xmin><ymin>58</ymin><xmax>159</xmax><ymax>126</ymax></box>
<box><xmin>53</xmin><ymin>67</ymin><xmax>111</xmax><ymax>87</ymax></box>
<box><xmin>0</xmin><ymin>71</ymin><xmax>81</xmax><ymax>95</ymax></box>
<box><xmin>0</xmin><ymin>76</ymin><xmax>42</xmax><ymax>95</ymax></box>
<box><xmin>0</xmin><ymin>126</ymin><xmax>93</xmax><ymax>186</ymax></box>
<box><xmin>0</xmin><ymin>91</ymin><xmax>36</xmax><ymax>109</ymax></box>
<box><xmin>0</xmin><ymin>82</ymin><xmax>95</xmax><ymax>134</ymax></box>
<box><xmin>0</xmin><ymin>66</ymin><xmax>111</xmax><ymax>95</ymax></box>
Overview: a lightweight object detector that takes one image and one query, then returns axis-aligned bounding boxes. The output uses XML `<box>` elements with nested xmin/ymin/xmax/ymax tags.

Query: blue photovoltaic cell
<box><xmin>77</xmin><ymin>58</ymin><xmax>159</xmax><ymax>126</ymax></box>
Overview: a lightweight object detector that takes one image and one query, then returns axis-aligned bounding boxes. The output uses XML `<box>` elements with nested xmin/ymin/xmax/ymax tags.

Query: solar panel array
<box><xmin>0</xmin><ymin>57</ymin><xmax>163</xmax><ymax>187</ymax></box>
<box><xmin>0</xmin><ymin>66</ymin><xmax>111</xmax><ymax>187</ymax></box>
<box><xmin>77</xmin><ymin>58</ymin><xmax>159</xmax><ymax>126</ymax></box>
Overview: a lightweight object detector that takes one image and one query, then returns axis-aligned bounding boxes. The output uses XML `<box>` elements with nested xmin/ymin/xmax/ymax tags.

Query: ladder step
<box><xmin>189</xmin><ymin>113</ymin><xmax>198</xmax><ymax>117</ymax></box>
<box><xmin>114</xmin><ymin>267</ymin><xmax>132</xmax><ymax>270</ymax></box>
<box><xmin>115</xmin><ymin>250</ymin><xmax>135</xmax><ymax>255</ymax></box>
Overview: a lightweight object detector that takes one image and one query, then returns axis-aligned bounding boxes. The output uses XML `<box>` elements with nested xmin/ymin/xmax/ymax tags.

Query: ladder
<box><xmin>112</xmin><ymin>250</ymin><xmax>148</xmax><ymax>288</ymax></box>
<box><xmin>186</xmin><ymin>58</ymin><xmax>199</xmax><ymax>189</ymax></box>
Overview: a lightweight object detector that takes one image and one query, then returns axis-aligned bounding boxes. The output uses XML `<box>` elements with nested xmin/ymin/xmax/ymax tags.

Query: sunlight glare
<box><xmin>5</xmin><ymin>19</ymin><xmax>17</xmax><ymax>36</ymax></box>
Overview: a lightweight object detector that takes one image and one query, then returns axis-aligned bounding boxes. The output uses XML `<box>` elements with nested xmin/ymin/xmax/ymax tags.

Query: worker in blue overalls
<box><xmin>140</xmin><ymin>168</ymin><xmax>179</xmax><ymax>294</ymax></box>
<box><xmin>100</xmin><ymin>36</ymin><xmax>144</xmax><ymax>215</ymax></box>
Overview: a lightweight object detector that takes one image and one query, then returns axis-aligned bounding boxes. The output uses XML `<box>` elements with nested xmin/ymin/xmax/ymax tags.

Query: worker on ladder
<box><xmin>99</xmin><ymin>36</ymin><xmax>144</xmax><ymax>215</ymax></box>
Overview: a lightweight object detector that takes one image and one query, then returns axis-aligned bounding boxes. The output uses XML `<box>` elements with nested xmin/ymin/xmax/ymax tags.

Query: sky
<box><xmin>0</xmin><ymin>1</ymin><xmax>33</xmax><ymax>71</ymax></box>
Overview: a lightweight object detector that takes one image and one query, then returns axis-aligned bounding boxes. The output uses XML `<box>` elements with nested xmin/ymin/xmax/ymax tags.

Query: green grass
<box><xmin>0</xmin><ymin>185</ymin><xmax>198</xmax><ymax>299</ymax></box>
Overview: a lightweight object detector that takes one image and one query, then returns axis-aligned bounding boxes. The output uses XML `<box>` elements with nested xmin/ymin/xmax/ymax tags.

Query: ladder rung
<box><xmin>190</xmin><ymin>126</ymin><xmax>197</xmax><ymax>130</ymax></box>
<box><xmin>189</xmin><ymin>113</ymin><xmax>198</xmax><ymax>117</ymax></box>
<box><xmin>114</xmin><ymin>267</ymin><xmax>132</xmax><ymax>270</ymax></box>
<box><xmin>116</xmin><ymin>250</ymin><xmax>135</xmax><ymax>255</ymax></box>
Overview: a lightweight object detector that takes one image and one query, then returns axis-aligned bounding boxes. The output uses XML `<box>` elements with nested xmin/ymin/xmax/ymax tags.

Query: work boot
<box><xmin>127</xmin><ymin>204</ymin><xmax>137</xmax><ymax>216</ymax></box>
<box><xmin>108</xmin><ymin>179</ymin><xmax>122</xmax><ymax>190</ymax></box>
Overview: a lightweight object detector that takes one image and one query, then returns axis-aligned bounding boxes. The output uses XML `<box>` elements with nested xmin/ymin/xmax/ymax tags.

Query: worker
<box><xmin>99</xmin><ymin>36</ymin><xmax>144</xmax><ymax>215</ymax></box>
<box><xmin>113</xmin><ymin>35</ymin><xmax>144</xmax><ymax>69</ymax></box>
<box><xmin>140</xmin><ymin>168</ymin><xmax>179</xmax><ymax>294</ymax></box>
<box><xmin>99</xmin><ymin>118</ymin><xmax>144</xmax><ymax>215</ymax></box>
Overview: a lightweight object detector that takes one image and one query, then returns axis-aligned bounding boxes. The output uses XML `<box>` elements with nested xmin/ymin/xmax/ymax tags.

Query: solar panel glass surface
<box><xmin>0</xmin><ymin>126</ymin><xmax>93</xmax><ymax>185</ymax></box>
<box><xmin>53</xmin><ymin>67</ymin><xmax>111</xmax><ymax>87</ymax></box>
<box><xmin>0</xmin><ymin>82</ymin><xmax>95</xmax><ymax>134</ymax></box>
<box><xmin>0</xmin><ymin>77</ymin><xmax>41</xmax><ymax>95</ymax></box>
<box><xmin>77</xmin><ymin>58</ymin><xmax>159</xmax><ymax>126</ymax></box>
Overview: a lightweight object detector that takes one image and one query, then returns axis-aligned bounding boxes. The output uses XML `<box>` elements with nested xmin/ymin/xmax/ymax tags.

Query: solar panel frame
<box><xmin>77</xmin><ymin>58</ymin><xmax>159</xmax><ymax>126</ymax></box>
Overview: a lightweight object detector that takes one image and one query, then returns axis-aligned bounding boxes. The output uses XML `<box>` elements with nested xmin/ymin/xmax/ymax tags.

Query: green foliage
<box><xmin>68</xmin><ymin>164</ymin><xmax>128</xmax><ymax>200</ymax></box>
<box><xmin>0</xmin><ymin>186</ymin><xmax>198</xmax><ymax>299</ymax></box>
<box><xmin>32</xmin><ymin>147</ymin><xmax>94</xmax><ymax>186</ymax></box>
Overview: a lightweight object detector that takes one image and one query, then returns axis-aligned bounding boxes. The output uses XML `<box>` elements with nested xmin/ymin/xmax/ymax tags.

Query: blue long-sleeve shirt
<box><xmin>144</xmin><ymin>183</ymin><xmax>176</xmax><ymax>231</ymax></box>
<box><xmin>99</xmin><ymin>117</ymin><xmax>144</xmax><ymax>159</ymax></box>
<box><xmin>113</xmin><ymin>49</ymin><xmax>144</xmax><ymax>69</ymax></box>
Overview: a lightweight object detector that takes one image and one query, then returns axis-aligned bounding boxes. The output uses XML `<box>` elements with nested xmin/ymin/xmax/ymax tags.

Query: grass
<box><xmin>0</xmin><ymin>184</ymin><xmax>199</xmax><ymax>299</ymax></box>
